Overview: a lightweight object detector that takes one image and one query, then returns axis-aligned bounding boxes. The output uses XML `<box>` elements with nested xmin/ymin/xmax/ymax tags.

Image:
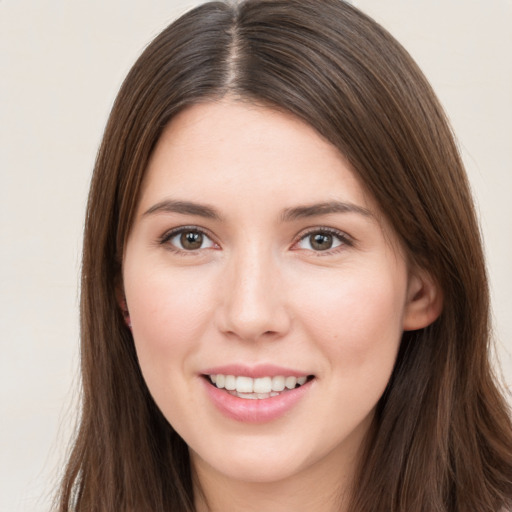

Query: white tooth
<box><xmin>297</xmin><ymin>376</ymin><xmax>307</xmax><ymax>386</ymax></box>
<box><xmin>257</xmin><ymin>393</ymin><xmax>270</xmax><ymax>399</ymax></box>
<box><xmin>225</xmin><ymin>375</ymin><xmax>236</xmax><ymax>390</ymax></box>
<box><xmin>216</xmin><ymin>374</ymin><xmax>225</xmax><ymax>389</ymax></box>
<box><xmin>237</xmin><ymin>392</ymin><xmax>258</xmax><ymax>399</ymax></box>
<box><xmin>210</xmin><ymin>374</ymin><xmax>217</xmax><ymax>384</ymax></box>
<box><xmin>270</xmin><ymin>392</ymin><xmax>279</xmax><ymax>397</ymax></box>
<box><xmin>254</xmin><ymin>376</ymin><xmax>272</xmax><ymax>394</ymax></box>
<box><xmin>285</xmin><ymin>376</ymin><xmax>297</xmax><ymax>389</ymax></box>
<box><xmin>271</xmin><ymin>376</ymin><xmax>285</xmax><ymax>392</ymax></box>
<box><xmin>236</xmin><ymin>376</ymin><xmax>254</xmax><ymax>393</ymax></box>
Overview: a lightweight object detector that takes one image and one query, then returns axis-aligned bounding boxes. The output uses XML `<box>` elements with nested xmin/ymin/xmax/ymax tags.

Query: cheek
<box><xmin>297</xmin><ymin>268</ymin><xmax>406</xmax><ymax>369</ymax></box>
<box><xmin>124</xmin><ymin>268</ymin><xmax>218</xmax><ymax>424</ymax></box>
<box><xmin>296</xmin><ymin>270</ymin><xmax>406</xmax><ymax>434</ymax></box>
<box><xmin>125</xmin><ymin>267</ymin><xmax>216</xmax><ymax>370</ymax></box>
<box><xmin>131</xmin><ymin>272</ymin><xmax>211</xmax><ymax>342</ymax></box>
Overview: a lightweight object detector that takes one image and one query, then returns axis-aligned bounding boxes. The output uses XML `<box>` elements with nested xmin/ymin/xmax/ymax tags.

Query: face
<box><xmin>123</xmin><ymin>100</ymin><xmax>422</xmax><ymax>489</ymax></box>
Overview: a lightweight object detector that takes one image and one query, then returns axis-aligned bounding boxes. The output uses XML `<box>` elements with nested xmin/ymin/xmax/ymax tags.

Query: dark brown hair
<box><xmin>57</xmin><ymin>1</ymin><xmax>512</xmax><ymax>510</ymax></box>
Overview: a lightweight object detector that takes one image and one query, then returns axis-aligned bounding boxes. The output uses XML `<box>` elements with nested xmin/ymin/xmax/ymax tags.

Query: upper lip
<box><xmin>200</xmin><ymin>364</ymin><xmax>311</xmax><ymax>379</ymax></box>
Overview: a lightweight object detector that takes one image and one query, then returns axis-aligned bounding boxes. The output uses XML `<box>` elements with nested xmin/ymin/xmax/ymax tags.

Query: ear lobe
<box><xmin>403</xmin><ymin>269</ymin><xmax>443</xmax><ymax>331</ymax></box>
<box><xmin>115</xmin><ymin>286</ymin><xmax>132</xmax><ymax>329</ymax></box>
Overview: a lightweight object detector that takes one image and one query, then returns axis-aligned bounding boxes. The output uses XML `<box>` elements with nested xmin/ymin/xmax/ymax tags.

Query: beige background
<box><xmin>1</xmin><ymin>1</ymin><xmax>511</xmax><ymax>510</ymax></box>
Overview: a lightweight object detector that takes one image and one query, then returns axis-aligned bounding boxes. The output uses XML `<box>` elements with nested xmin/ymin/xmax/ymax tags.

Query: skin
<box><xmin>122</xmin><ymin>99</ymin><xmax>441</xmax><ymax>512</ymax></box>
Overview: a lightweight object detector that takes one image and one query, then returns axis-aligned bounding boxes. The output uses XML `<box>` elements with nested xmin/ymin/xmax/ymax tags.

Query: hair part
<box><xmin>57</xmin><ymin>1</ymin><xmax>512</xmax><ymax>511</ymax></box>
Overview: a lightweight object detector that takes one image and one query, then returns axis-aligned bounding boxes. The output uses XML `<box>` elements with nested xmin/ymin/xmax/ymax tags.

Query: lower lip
<box><xmin>202</xmin><ymin>377</ymin><xmax>313</xmax><ymax>423</ymax></box>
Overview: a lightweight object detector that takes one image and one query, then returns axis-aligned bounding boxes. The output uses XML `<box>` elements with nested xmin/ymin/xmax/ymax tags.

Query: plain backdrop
<box><xmin>1</xmin><ymin>1</ymin><xmax>511</xmax><ymax>510</ymax></box>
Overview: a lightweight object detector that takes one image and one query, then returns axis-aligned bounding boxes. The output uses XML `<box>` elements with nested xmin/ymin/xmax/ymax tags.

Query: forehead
<box><xmin>138</xmin><ymin>99</ymin><xmax>376</xmax><ymax>216</ymax></box>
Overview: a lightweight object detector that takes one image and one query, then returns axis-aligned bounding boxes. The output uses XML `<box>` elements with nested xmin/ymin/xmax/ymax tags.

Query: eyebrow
<box><xmin>143</xmin><ymin>199</ymin><xmax>372</xmax><ymax>222</ymax></box>
<box><xmin>143</xmin><ymin>199</ymin><xmax>221</xmax><ymax>220</ymax></box>
<box><xmin>281</xmin><ymin>201</ymin><xmax>373</xmax><ymax>221</ymax></box>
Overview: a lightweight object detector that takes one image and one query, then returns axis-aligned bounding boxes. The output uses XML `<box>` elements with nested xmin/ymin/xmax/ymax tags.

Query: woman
<box><xmin>56</xmin><ymin>0</ymin><xmax>512</xmax><ymax>510</ymax></box>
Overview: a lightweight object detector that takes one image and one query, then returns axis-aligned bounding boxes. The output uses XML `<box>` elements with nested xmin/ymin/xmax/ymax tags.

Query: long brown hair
<box><xmin>57</xmin><ymin>1</ymin><xmax>512</xmax><ymax>510</ymax></box>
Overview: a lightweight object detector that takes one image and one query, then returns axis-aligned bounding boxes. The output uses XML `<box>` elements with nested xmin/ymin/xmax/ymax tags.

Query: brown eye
<box><xmin>164</xmin><ymin>228</ymin><xmax>216</xmax><ymax>251</ymax></box>
<box><xmin>310</xmin><ymin>233</ymin><xmax>333</xmax><ymax>251</ymax></box>
<box><xmin>180</xmin><ymin>231</ymin><xmax>203</xmax><ymax>250</ymax></box>
<box><xmin>295</xmin><ymin>229</ymin><xmax>348</xmax><ymax>252</ymax></box>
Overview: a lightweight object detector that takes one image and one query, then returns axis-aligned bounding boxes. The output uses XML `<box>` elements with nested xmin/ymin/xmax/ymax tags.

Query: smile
<box><xmin>202</xmin><ymin>373</ymin><xmax>314</xmax><ymax>422</ymax></box>
<box><xmin>208</xmin><ymin>374</ymin><xmax>311</xmax><ymax>399</ymax></box>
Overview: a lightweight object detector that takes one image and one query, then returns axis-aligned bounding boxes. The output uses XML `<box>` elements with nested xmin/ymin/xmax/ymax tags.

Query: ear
<box><xmin>115</xmin><ymin>285</ymin><xmax>132</xmax><ymax>329</ymax></box>
<box><xmin>403</xmin><ymin>268</ymin><xmax>443</xmax><ymax>331</ymax></box>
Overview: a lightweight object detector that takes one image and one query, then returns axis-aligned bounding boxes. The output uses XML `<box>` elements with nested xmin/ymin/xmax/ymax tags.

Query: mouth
<box><xmin>203</xmin><ymin>374</ymin><xmax>315</xmax><ymax>400</ymax></box>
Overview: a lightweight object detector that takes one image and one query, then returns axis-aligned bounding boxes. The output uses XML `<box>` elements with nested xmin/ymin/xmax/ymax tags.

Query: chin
<box><xmin>194</xmin><ymin>449</ymin><xmax>309</xmax><ymax>484</ymax></box>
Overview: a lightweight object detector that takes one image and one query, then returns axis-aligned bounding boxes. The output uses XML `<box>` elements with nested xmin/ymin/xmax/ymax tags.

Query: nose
<box><xmin>216</xmin><ymin>245</ymin><xmax>292</xmax><ymax>342</ymax></box>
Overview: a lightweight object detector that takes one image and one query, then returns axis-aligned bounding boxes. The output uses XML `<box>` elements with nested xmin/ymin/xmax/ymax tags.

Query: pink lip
<box><xmin>201</xmin><ymin>374</ymin><xmax>314</xmax><ymax>424</ymax></box>
<box><xmin>200</xmin><ymin>364</ymin><xmax>310</xmax><ymax>379</ymax></box>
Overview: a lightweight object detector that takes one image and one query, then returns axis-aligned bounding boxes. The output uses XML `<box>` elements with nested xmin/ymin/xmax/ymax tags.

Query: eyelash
<box><xmin>292</xmin><ymin>227</ymin><xmax>354</xmax><ymax>255</ymax></box>
<box><xmin>158</xmin><ymin>226</ymin><xmax>353</xmax><ymax>255</ymax></box>
<box><xmin>159</xmin><ymin>226</ymin><xmax>218</xmax><ymax>255</ymax></box>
